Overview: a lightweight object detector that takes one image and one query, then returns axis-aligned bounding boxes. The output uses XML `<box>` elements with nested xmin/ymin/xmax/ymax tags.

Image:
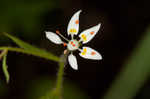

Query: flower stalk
<box><xmin>55</xmin><ymin>54</ymin><xmax>67</xmax><ymax>98</ymax></box>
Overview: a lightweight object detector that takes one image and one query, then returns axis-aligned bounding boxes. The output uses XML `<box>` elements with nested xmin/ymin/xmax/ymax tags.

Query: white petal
<box><xmin>67</xmin><ymin>10</ymin><xmax>82</xmax><ymax>36</ymax></box>
<box><xmin>79</xmin><ymin>47</ymin><xmax>102</xmax><ymax>60</ymax></box>
<box><xmin>68</xmin><ymin>54</ymin><xmax>78</xmax><ymax>70</ymax></box>
<box><xmin>45</xmin><ymin>32</ymin><xmax>63</xmax><ymax>44</ymax></box>
<box><xmin>79</xmin><ymin>24</ymin><xmax>101</xmax><ymax>44</ymax></box>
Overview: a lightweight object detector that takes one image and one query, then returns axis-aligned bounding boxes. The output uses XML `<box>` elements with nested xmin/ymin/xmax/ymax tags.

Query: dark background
<box><xmin>0</xmin><ymin>0</ymin><xmax>150</xmax><ymax>99</ymax></box>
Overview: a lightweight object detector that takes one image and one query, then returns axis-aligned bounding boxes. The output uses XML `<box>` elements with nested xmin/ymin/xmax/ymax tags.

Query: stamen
<box><xmin>56</xmin><ymin>30</ymin><xmax>69</xmax><ymax>42</ymax></box>
<box><xmin>56</xmin><ymin>30</ymin><xmax>60</xmax><ymax>34</ymax></box>
<box><xmin>63</xmin><ymin>43</ymin><xmax>67</xmax><ymax>47</ymax></box>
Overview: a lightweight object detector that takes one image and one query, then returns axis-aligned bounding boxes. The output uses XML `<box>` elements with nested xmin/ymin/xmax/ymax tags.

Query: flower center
<box><xmin>67</xmin><ymin>40</ymin><xmax>79</xmax><ymax>51</ymax></box>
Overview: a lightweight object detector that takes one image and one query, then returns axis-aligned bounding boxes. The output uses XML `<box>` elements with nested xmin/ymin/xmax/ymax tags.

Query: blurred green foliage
<box><xmin>0</xmin><ymin>0</ymin><xmax>57</xmax><ymax>38</ymax></box>
<box><xmin>0</xmin><ymin>82</ymin><xmax>8</xmax><ymax>97</ymax></box>
<box><xmin>103</xmin><ymin>26</ymin><xmax>150</xmax><ymax>99</ymax></box>
<box><xmin>1</xmin><ymin>0</ymin><xmax>149</xmax><ymax>98</ymax></box>
<box><xmin>25</xmin><ymin>77</ymin><xmax>89</xmax><ymax>99</ymax></box>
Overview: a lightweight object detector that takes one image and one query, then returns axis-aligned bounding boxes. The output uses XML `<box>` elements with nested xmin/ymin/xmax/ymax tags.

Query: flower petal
<box><xmin>79</xmin><ymin>47</ymin><xmax>102</xmax><ymax>60</ymax></box>
<box><xmin>67</xmin><ymin>10</ymin><xmax>82</xmax><ymax>36</ymax></box>
<box><xmin>68</xmin><ymin>54</ymin><xmax>78</xmax><ymax>70</ymax></box>
<box><xmin>79</xmin><ymin>24</ymin><xmax>101</xmax><ymax>44</ymax></box>
<box><xmin>45</xmin><ymin>32</ymin><xmax>63</xmax><ymax>44</ymax></box>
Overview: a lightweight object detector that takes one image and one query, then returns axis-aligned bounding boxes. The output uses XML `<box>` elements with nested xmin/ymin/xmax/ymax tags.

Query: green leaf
<box><xmin>4</xmin><ymin>32</ymin><xmax>37</xmax><ymax>50</ymax></box>
<box><xmin>3</xmin><ymin>33</ymin><xmax>60</xmax><ymax>62</ymax></box>
<box><xmin>2</xmin><ymin>54</ymin><xmax>9</xmax><ymax>83</ymax></box>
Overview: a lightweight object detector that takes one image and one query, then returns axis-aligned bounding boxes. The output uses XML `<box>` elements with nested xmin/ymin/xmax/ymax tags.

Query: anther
<box><xmin>55</xmin><ymin>30</ymin><xmax>69</xmax><ymax>42</ymax></box>
<box><xmin>56</xmin><ymin>30</ymin><xmax>60</xmax><ymax>34</ymax></box>
<box><xmin>63</xmin><ymin>43</ymin><xmax>67</xmax><ymax>47</ymax></box>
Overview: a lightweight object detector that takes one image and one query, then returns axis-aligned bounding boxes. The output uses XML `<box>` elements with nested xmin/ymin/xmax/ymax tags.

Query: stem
<box><xmin>0</xmin><ymin>49</ymin><xmax>8</xmax><ymax>59</ymax></box>
<box><xmin>55</xmin><ymin>54</ymin><xmax>67</xmax><ymax>97</ymax></box>
<box><xmin>56</xmin><ymin>61</ymin><xmax>64</xmax><ymax>91</ymax></box>
<box><xmin>2</xmin><ymin>50</ymin><xmax>9</xmax><ymax>83</ymax></box>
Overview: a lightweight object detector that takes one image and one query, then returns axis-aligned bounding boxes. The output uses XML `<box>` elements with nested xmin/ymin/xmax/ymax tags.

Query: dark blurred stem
<box><xmin>56</xmin><ymin>60</ymin><xmax>64</xmax><ymax>91</ymax></box>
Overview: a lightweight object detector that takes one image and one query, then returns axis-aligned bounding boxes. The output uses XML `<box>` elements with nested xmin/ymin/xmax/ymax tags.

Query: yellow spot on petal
<box><xmin>69</xmin><ymin>28</ymin><xmax>77</xmax><ymax>34</ymax></box>
<box><xmin>81</xmin><ymin>34</ymin><xmax>87</xmax><ymax>41</ymax></box>
<box><xmin>81</xmin><ymin>48</ymin><xmax>87</xmax><ymax>55</ymax></box>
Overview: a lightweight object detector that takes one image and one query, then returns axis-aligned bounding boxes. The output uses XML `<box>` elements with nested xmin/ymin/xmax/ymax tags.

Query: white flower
<box><xmin>45</xmin><ymin>10</ymin><xmax>102</xmax><ymax>70</ymax></box>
